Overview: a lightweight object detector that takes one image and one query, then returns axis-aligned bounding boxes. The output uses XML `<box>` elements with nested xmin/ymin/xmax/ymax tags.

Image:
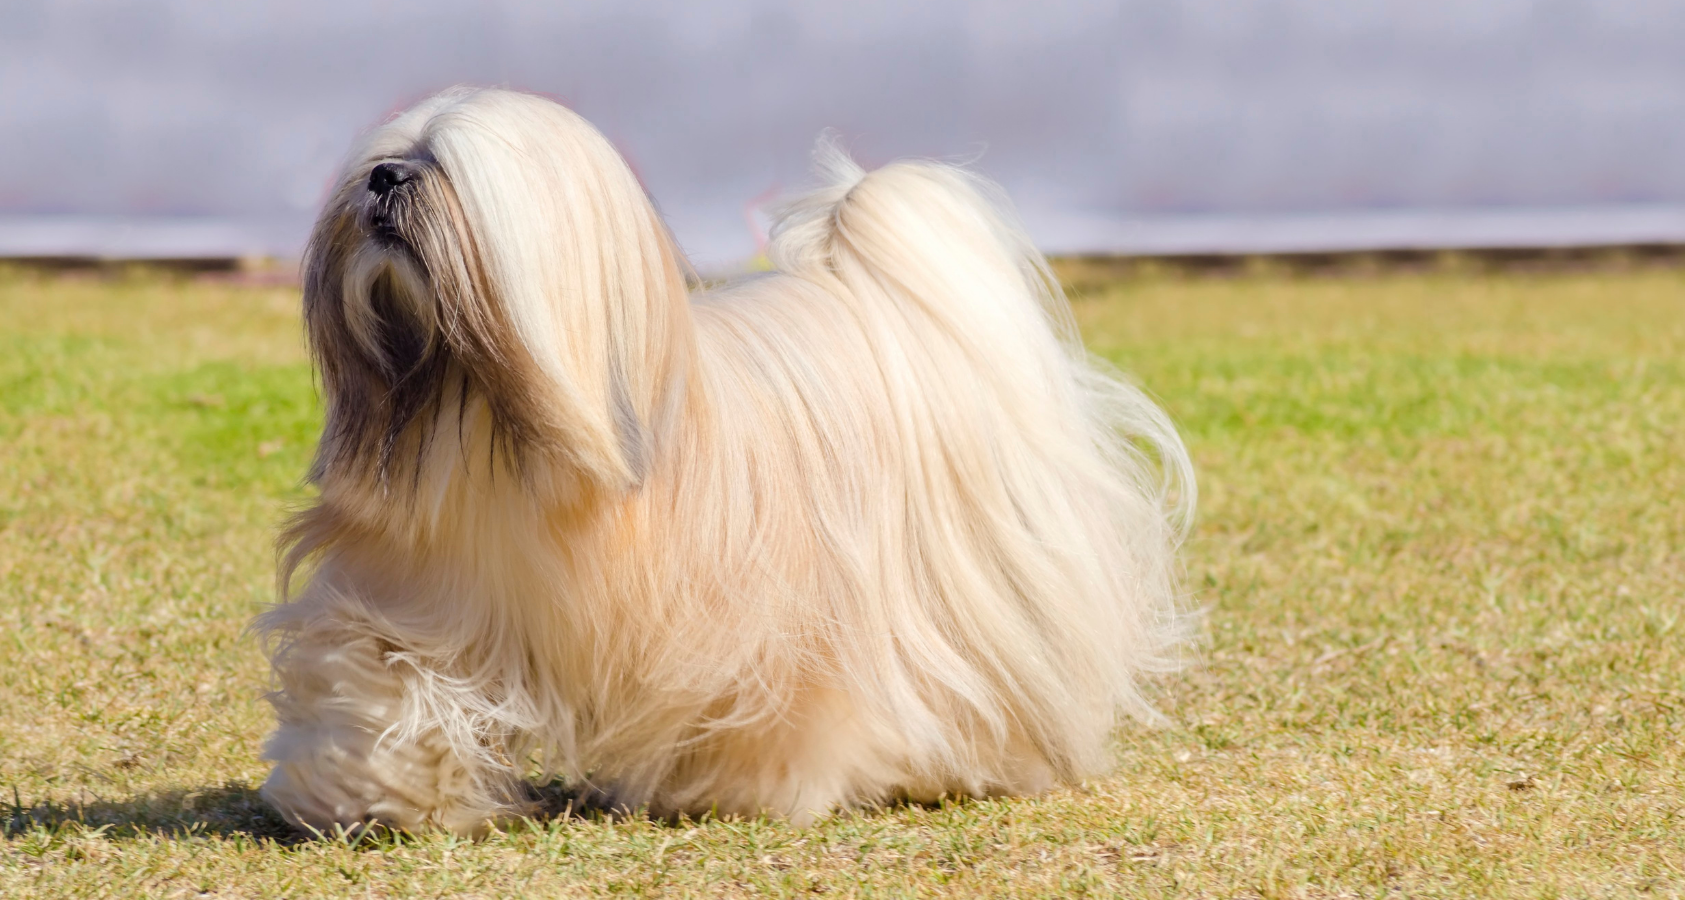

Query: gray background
<box><xmin>4</xmin><ymin>0</ymin><xmax>1684</xmax><ymax>268</ymax></box>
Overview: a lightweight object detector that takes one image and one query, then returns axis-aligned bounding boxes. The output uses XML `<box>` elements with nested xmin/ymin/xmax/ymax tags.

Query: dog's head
<box><xmin>303</xmin><ymin>88</ymin><xmax>688</xmax><ymax>494</ymax></box>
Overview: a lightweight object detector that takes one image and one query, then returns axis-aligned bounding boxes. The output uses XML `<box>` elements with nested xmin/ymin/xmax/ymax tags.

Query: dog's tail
<box><xmin>765</xmin><ymin>139</ymin><xmax>1196</xmax><ymax>771</ymax></box>
<box><xmin>768</xmin><ymin>135</ymin><xmax>1195</xmax><ymax>536</ymax></box>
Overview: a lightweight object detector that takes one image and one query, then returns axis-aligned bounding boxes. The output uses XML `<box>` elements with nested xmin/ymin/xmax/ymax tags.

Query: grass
<box><xmin>1</xmin><ymin>265</ymin><xmax>1681</xmax><ymax>898</ymax></box>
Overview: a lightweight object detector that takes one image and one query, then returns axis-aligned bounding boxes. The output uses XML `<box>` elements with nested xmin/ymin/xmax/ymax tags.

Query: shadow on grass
<box><xmin>5</xmin><ymin>782</ymin><xmax>299</xmax><ymax>843</ymax></box>
<box><xmin>5</xmin><ymin>779</ymin><xmax>979</xmax><ymax>846</ymax></box>
<box><xmin>5</xmin><ymin>780</ymin><xmax>626</xmax><ymax>846</ymax></box>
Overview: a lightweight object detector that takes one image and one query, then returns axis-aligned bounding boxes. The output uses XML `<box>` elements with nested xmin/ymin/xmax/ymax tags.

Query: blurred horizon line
<box><xmin>5</xmin><ymin>202</ymin><xmax>1685</xmax><ymax>275</ymax></box>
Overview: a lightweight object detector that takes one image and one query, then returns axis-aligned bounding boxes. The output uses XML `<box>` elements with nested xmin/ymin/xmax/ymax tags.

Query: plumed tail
<box><xmin>770</xmin><ymin>136</ymin><xmax>1194</xmax><ymax>543</ymax></box>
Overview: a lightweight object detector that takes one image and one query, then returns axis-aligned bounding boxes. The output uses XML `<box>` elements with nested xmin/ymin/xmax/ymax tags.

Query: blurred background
<box><xmin>3</xmin><ymin>0</ymin><xmax>1684</xmax><ymax>272</ymax></box>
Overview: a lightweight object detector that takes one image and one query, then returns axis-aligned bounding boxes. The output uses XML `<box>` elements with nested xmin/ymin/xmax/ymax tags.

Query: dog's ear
<box><xmin>420</xmin><ymin>90</ymin><xmax>693</xmax><ymax>489</ymax></box>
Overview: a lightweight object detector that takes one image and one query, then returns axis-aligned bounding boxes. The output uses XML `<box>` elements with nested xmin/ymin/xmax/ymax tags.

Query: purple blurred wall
<box><xmin>3</xmin><ymin>0</ymin><xmax>1684</xmax><ymax>268</ymax></box>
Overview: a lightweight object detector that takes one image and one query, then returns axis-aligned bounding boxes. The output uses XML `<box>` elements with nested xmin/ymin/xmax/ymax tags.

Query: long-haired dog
<box><xmin>257</xmin><ymin>87</ymin><xmax>1194</xmax><ymax>835</ymax></box>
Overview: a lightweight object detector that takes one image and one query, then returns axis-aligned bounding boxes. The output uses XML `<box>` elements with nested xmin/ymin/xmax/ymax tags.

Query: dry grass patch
<box><xmin>2</xmin><ymin>267</ymin><xmax>1681</xmax><ymax>898</ymax></box>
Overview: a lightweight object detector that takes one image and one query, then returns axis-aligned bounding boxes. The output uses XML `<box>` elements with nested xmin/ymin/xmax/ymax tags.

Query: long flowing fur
<box><xmin>256</xmin><ymin>87</ymin><xmax>1195</xmax><ymax>834</ymax></box>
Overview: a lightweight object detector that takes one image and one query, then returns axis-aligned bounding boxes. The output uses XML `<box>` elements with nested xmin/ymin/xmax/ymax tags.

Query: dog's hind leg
<box><xmin>258</xmin><ymin>612</ymin><xmax>529</xmax><ymax>836</ymax></box>
<box><xmin>643</xmin><ymin>686</ymin><xmax>893</xmax><ymax>825</ymax></box>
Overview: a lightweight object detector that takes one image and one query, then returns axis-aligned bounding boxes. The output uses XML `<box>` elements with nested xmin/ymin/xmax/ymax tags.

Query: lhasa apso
<box><xmin>257</xmin><ymin>87</ymin><xmax>1194</xmax><ymax>835</ymax></box>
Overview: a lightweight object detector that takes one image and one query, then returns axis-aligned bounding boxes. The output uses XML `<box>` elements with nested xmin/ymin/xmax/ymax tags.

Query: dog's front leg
<box><xmin>258</xmin><ymin>612</ymin><xmax>526</xmax><ymax>836</ymax></box>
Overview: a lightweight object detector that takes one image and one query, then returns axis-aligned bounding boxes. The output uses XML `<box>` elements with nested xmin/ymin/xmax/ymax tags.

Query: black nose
<box><xmin>368</xmin><ymin>162</ymin><xmax>414</xmax><ymax>195</ymax></box>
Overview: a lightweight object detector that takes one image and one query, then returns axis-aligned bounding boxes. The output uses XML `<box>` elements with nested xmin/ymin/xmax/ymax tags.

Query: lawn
<box><xmin>1</xmin><ymin>265</ymin><xmax>1681</xmax><ymax>898</ymax></box>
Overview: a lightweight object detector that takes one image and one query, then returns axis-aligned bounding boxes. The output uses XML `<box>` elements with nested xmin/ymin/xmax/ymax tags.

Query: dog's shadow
<box><xmin>7</xmin><ymin>782</ymin><xmax>301</xmax><ymax>844</ymax></box>
<box><xmin>8</xmin><ymin>781</ymin><xmax>970</xmax><ymax>846</ymax></box>
<box><xmin>7</xmin><ymin>781</ymin><xmax>636</xmax><ymax>846</ymax></box>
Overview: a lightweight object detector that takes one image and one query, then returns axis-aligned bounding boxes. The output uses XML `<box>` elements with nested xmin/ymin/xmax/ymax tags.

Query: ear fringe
<box><xmin>423</xmin><ymin>91</ymin><xmax>691</xmax><ymax>489</ymax></box>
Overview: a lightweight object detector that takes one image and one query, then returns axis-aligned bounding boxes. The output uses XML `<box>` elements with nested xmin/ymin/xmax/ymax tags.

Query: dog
<box><xmin>256</xmin><ymin>87</ymin><xmax>1194</xmax><ymax>835</ymax></box>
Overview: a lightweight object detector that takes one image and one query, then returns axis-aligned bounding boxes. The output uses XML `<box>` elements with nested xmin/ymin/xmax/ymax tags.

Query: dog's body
<box><xmin>258</xmin><ymin>88</ymin><xmax>1193</xmax><ymax>834</ymax></box>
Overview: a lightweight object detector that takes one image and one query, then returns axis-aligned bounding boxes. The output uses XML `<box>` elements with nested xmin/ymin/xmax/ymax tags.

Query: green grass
<box><xmin>2</xmin><ymin>266</ymin><xmax>1682</xmax><ymax>898</ymax></box>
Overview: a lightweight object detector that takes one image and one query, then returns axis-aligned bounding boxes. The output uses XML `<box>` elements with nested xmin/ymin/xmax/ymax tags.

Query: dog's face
<box><xmin>301</xmin><ymin>89</ymin><xmax>688</xmax><ymax>494</ymax></box>
<box><xmin>304</xmin><ymin>132</ymin><xmax>532</xmax><ymax>486</ymax></box>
